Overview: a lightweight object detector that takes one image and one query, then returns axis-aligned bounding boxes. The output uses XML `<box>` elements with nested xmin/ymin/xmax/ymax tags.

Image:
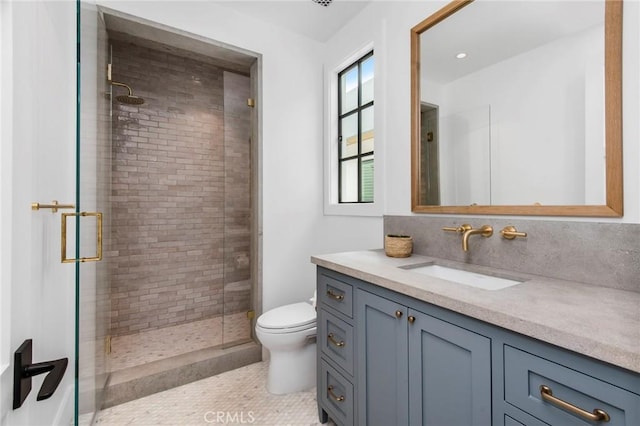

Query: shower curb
<box><xmin>102</xmin><ymin>341</ymin><xmax>262</xmax><ymax>408</ymax></box>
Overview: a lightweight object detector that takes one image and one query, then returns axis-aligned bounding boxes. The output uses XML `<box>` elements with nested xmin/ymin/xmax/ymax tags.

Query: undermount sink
<box><xmin>402</xmin><ymin>264</ymin><xmax>523</xmax><ymax>290</ymax></box>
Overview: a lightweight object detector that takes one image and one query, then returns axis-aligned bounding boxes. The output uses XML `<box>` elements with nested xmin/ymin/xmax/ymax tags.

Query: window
<box><xmin>338</xmin><ymin>51</ymin><xmax>374</xmax><ymax>203</ymax></box>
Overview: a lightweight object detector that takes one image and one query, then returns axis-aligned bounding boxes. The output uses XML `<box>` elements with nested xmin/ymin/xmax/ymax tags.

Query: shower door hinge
<box><xmin>107</xmin><ymin>63</ymin><xmax>112</xmax><ymax>82</ymax></box>
<box><xmin>246</xmin><ymin>310</ymin><xmax>256</xmax><ymax>320</ymax></box>
<box><xmin>105</xmin><ymin>335</ymin><xmax>112</xmax><ymax>355</ymax></box>
<box><xmin>247</xmin><ymin>98</ymin><xmax>255</xmax><ymax>108</ymax></box>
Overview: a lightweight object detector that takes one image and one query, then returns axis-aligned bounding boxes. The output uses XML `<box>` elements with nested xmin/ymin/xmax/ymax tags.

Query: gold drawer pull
<box><xmin>327</xmin><ymin>385</ymin><xmax>345</xmax><ymax>402</ymax></box>
<box><xmin>326</xmin><ymin>290</ymin><xmax>344</xmax><ymax>301</ymax></box>
<box><xmin>540</xmin><ymin>385</ymin><xmax>610</xmax><ymax>423</ymax></box>
<box><xmin>327</xmin><ymin>333</ymin><xmax>345</xmax><ymax>348</ymax></box>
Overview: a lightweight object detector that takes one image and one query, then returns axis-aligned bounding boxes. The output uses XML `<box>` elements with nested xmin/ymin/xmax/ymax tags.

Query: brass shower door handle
<box><xmin>61</xmin><ymin>212</ymin><xmax>103</xmax><ymax>263</ymax></box>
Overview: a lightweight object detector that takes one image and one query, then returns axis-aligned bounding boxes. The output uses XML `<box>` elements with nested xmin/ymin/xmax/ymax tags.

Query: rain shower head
<box><xmin>116</xmin><ymin>93</ymin><xmax>145</xmax><ymax>105</ymax></box>
<box><xmin>110</xmin><ymin>81</ymin><xmax>145</xmax><ymax>105</ymax></box>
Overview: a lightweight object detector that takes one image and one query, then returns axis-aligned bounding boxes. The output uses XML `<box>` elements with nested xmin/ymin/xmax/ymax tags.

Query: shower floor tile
<box><xmin>95</xmin><ymin>361</ymin><xmax>335</xmax><ymax>426</ymax></box>
<box><xmin>110</xmin><ymin>312</ymin><xmax>251</xmax><ymax>371</ymax></box>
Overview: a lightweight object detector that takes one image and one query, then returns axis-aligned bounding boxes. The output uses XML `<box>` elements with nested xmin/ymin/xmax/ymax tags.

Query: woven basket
<box><xmin>384</xmin><ymin>234</ymin><xmax>413</xmax><ymax>258</ymax></box>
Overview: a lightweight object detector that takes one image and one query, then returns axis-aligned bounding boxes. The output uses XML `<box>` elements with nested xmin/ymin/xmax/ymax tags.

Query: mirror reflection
<box><xmin>411</xmin><ymin>0</ymin><xmax>623</xmax><ymax>216</ymax></box>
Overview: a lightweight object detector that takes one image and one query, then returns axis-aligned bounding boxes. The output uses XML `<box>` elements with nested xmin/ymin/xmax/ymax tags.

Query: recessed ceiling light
<box><xmin>456</xmin><ymin>53</ymin><xmax>467</xmax><ymax>59</ymax></box>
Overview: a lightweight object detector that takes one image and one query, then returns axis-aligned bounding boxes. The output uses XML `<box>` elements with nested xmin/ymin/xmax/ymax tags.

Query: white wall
<box><xmin>98</xmin><ymin>1</ymin><xmax>383</xmax><ymax>312</ymax></box>
<box><xmin>326</xmin><ymin>0</ymin><xmax>640</xmax><ymax>223</ymax></box>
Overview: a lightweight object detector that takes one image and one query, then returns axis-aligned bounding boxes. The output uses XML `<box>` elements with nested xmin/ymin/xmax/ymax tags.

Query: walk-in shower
<box><xmin>77</xmin><ymin>11</ymin><xmax>262</xmax><ymax>416</ymax></box>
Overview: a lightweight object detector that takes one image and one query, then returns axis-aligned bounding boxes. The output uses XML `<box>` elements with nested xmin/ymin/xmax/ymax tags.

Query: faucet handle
<box><xmin>500</xmin><ymin>226</ymin><xmax>527</xmax><ymax>240</ymax></box>
<box><xmin>442</xmin><ymin>224</ymin><xmax>472</xmax><ymax>234</ymax></box>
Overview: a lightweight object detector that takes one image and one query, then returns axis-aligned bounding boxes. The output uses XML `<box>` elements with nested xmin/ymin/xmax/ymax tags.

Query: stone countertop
<box><xmin>311</xmin><ymin>249</ymin><xmax>640</xmax><ymax>374</ymax></box>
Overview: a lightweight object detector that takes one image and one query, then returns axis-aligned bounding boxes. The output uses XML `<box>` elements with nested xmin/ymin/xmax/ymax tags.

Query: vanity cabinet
<box><xmin>357</xmin><ymin>289</ymin><xmax>491</xmax><ymax>426</ymax></box>
<box><xmin>315</xmin><ymin>267</ymin><xmax>640</xmax><ymax>426</ymax></box>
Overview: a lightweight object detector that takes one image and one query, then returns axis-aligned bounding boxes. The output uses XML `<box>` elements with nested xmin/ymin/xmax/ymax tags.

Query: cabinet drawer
<box><xmin>504</xmin><ymin>415</ymin><xmax>526</xmax><ymax>426</ymax></box>
<box><xmin>503</xmin><ymin>411</ymin><xmax>549</xmax><ymax>426</ymax></box>
<box><xmin>319</xmin><ymin>309</ymin><xmax>354</xmax><ymax>376</ymax></box>
<box><xmin>504</xmin><ymin>345</ymin><xmax>640</xmax><ymax>426</ymax></box>
<box><xmin>318</xmin><ymin>273</ymin><xmax>353</xmax><ymax>318</ymax></box>
<box><xmin>320</xmin><ymin>359</ymin><xmax>354</xmax><ymax>426</ymax></box>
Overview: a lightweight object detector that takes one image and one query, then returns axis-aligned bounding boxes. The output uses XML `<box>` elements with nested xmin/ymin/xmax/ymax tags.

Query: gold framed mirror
<box><xmin>411</xmin><ymin>0</ymin><xmax>622</xmax><ymax>216</ymax></box>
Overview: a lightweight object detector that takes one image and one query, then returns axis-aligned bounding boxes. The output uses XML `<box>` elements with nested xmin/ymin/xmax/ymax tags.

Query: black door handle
<box><xmin>13</xmin><ymin>339</ymin><xmax>68</xmax><ymax>409</ymax></box>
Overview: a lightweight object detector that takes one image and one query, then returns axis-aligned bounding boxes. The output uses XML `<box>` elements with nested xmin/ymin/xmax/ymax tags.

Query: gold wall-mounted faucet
<box><xmin>443</xmin><ymin>224</ymin><xmax>493</xmax><ymax>251</ymax></box>
<box><xmin>462</xmin><ymin>225</ymin><xmax>493</xmax><ymax>252</ymax></box>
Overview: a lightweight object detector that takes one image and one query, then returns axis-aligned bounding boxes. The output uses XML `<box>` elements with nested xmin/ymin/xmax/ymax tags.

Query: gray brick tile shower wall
<box><xmin>110</xmin><ymin>40</ymin><xmax>251</xmax><ymax>337</ymax></box>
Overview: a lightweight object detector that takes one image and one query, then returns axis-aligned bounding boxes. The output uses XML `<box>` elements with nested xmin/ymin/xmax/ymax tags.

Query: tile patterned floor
<box><xmin>110</xmin><ymin>313</ymin><xmax>251</xmax><ymax>371</ymax></box>
<box><xmin>95</xmin><ymin>361</ymin><xmax>334</xmax><ymax>426</ymax></box>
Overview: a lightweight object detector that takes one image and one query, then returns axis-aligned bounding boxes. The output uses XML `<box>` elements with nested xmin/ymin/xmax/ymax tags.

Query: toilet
<box><xmin>255</xmin><ymin>301</ymin><xmax>317</xmax><ymax>394</ymax></box>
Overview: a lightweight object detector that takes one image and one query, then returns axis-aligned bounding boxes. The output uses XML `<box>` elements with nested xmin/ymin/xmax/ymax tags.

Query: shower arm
<box><xmin>110</xmin><ymin>81</ymin><xmax>134</xmax><ymax>96</ymax></box>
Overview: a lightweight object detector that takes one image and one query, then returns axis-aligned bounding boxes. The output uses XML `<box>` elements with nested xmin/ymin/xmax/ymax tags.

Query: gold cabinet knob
<box><xmin>408</xmin><ymin>316</ymin><xmax>416</xmax><ymax>324</ymax></box>
<box><xmin>395</xmin><ymin>310</ymin><xmax>403</xmax><ymax>319</ymax></box>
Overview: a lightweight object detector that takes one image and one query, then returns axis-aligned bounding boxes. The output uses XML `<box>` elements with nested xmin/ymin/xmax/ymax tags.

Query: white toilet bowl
<box><xmin>255</xmin><ymin>302</ymin><xmax>317</xmax><ymax>394</ymax></box>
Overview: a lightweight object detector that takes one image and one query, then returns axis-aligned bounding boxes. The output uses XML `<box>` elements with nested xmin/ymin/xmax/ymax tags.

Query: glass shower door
<box><xmin>221</xmin><ymin>71</ymin><xmax>254</xmax><ymax>348</ymax></box>
<box><xmin>75</xmin><ymin>1</ymin><xmax>111</xmax><ymax>424</ymax></box>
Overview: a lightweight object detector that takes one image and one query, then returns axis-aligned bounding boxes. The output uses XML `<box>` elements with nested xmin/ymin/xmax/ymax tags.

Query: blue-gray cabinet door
<box><xmin>408</xmin><ymin>309</ymin><xmax>492</xmax><ymax>426</ymax></box>
<box><xmin>357</xmin><ymin>289</ymin><xmax>409</xmax><ymax>426</ymax></box>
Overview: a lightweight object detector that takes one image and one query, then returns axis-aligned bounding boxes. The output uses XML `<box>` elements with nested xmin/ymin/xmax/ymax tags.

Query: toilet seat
<box><xmin>257</xmin><ymin>302</ymin><xmax>316</xmax><ymax>334</ymax></box>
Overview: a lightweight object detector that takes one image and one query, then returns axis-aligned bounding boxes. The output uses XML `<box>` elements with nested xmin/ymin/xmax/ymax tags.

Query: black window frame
<box><xmin>338</xmin><ymin>51</ymin><xmax>374</xmax><ymax>204</ymax></box>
